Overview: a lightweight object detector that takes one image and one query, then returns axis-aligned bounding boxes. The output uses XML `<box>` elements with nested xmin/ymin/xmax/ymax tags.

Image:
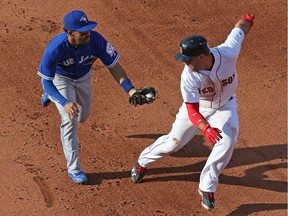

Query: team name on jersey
<box><xmin>79</xmin><ymin>55</ymin><xmax>96</xmax><ymax>64</ymax></box>
<box><xmin>199</xmin><ymin>73</ymin><xmax>236</xmax><ymax>95</ymax></box>
<box><xmin>221</xmin><ymin>73</ymin><xmax>235</xmax><ymax>86</ymax></box>
<box><xmin>199</xmin><ymin>87</ymin><xmax>214</xmax><ymax>95</ymax></box>
<box><xmin>62</xmin><ymin>55</ymin><xmax>96</xmax><ymax>66</ymax></box>
<box><xmin>62</xmin><ymin>58</ymin><xmax>75</xmax><ymax>66</ymax></box>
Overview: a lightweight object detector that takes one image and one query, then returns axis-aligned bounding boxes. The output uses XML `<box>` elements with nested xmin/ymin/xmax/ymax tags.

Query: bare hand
<box><xmin>64</xmin><ymin>102</ymin><xmax>79</xmax><ymax>119</ymax></box>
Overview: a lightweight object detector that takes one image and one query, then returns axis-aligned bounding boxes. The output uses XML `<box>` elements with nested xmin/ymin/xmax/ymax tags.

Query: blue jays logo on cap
<box><xmin>80</xmin><ymin>15</ymin><xmax>88</xmax><ymax>23</ymax></box>
<box><xmin>64</xmin><ymin>10</ymin><xmax>97</xmax><ymax>32</ymax></box>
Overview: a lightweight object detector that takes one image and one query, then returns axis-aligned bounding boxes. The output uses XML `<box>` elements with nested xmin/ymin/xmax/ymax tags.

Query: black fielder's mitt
<box><xmin>129</xmin><ymin>86</ymin><xmax>157</xmax><ymax>106</ymax></box>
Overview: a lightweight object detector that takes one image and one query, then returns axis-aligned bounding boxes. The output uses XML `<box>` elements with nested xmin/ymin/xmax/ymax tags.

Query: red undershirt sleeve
<box><xmin>185</xmin><ymin>102</ymin><xmax>207</xmax><ymax>128</ymax></box>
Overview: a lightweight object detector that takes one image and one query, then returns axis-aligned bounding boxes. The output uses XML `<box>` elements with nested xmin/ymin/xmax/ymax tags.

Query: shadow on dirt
<box><xmin>85</xmin><ymin>134</ymin><xmax>287</xmax><ymax>214</ymax></box>
<box><xmin>227</xmin><ymin>203</ymin><xmax>287</xmax><ymax>216</ymax></box>
<box><xmin>126</xmin><ymin>134</ymin><xmax>165</xmax><ymax>139</ymax></box>
<box><xmin>88</xmin><ymin>133</ymin><xmax>287</xmax><ymax>193</ymax></box>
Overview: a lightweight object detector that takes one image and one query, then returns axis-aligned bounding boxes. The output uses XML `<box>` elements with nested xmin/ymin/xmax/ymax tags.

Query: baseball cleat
<box><xmin>68</xmin><ymin>171</ymin><xmax>88</xmax><ymax>184</ymax></box>
<box><xmin>131</xmin><ymin>162</ymin><xmax>146</xmax><ymax>183</ymax></box>
<box><xmin>198</xmin><ymin>189</ymin><xmax>215</xmax><ymax>210</ymax></box>
<box><xmin>41</xmin><ymin>93</ymin><xmax>51</xmax><ymax>107</ymax></box>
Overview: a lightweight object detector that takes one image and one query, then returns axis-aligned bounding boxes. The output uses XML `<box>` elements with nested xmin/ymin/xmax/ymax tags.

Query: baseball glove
<box><xmin>129</xmin><ymin>86</ymin><xmax>157</xmax><ymax>106</ymax></box>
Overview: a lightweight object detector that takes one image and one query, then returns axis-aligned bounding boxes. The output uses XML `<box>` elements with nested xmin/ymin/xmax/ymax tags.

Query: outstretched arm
<box><xmin>108</xmin><ymin>61</ymin><xmax>158</xmax><ymax>107</ymax></box>
<box><xmin>235</xmin><ymin>14</ymin><xmax>255</xmax><ymax>35</ymax></box>
<box><xmin>108</xmin><ymin>62</ymin><xmax>136</xmax><ymax>96</ymax></box>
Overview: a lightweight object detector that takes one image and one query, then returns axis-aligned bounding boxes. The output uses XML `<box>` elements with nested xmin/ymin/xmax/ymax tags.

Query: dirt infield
<box><xmin>0</xmin><ymin>0</ymin><xmax>286</xmax><ymax>215</ymax></box>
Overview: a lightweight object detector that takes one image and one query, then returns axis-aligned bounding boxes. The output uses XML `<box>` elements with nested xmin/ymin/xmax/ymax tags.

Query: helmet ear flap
<box><xmin>202</xmin><ymin>43</ymin><xmax>210</xmax><ymax>55</ymax></box>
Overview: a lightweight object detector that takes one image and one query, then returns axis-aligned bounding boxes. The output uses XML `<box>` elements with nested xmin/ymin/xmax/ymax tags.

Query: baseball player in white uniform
<box><xmin>131</xmin><ymin>14</ymin><xmax>255</xmax><ymax>210</ymax></box>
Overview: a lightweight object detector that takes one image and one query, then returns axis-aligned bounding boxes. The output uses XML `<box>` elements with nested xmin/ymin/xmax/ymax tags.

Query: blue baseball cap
<box><xmin>64</xmin><ymin>10</ymin><xmax>97</xmax><ymax>32</ymax></box>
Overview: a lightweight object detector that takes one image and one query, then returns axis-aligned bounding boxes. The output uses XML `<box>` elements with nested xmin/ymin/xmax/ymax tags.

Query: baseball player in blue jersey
<box><xmin>38</xmin><ymin>10</ymin><xmax>156</xmax><ymax>184</ymax></box>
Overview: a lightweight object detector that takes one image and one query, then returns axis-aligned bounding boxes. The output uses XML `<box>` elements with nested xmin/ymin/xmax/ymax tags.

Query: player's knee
<box><xmin>78</xmin><ymin>116</ymin><xmax>88</xmax><ymax>122</ymax></box>
<box><xmin>230</xmin><ymin>126</ymin><xmax>239</xmax><ymax>144</ymax></box>
<box><xmin>162</xmin><ymin>137</ymin><xmax>181</xmax><ymax>153</ymax></box>
<box><xmin>78</xmin><ymin>113</ymin><xmax>90</xmax><ymax>122</ymax></box>
<box><xmin>222</xmin><ymin>126</ymin><xmax>238</xmax><ymax>148</ymax></box>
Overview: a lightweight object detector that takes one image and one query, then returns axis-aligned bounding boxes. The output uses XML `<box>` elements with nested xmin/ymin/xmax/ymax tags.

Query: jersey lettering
<box><xmin>79</xmin><ymin>55</ymin><xmax>96</xmax><ymax>65</ymax></box>
<box><xmin>199</xmin><ymin>87</ymin><xmax>214</xmax><ymax>95</ymax></box>
<box><xmin>221</xmin><ymin>73</ymin><xmax>235</xmax><ymax>86</ymax></box>
<box><xmin>79</xmin><ymin>55</ymin><xmax>96</xmax><ymax>64</ymax></box>
<box><xmin>62</xmin><ymin>58</ymin><xmax>75</xmax><ymax>66</ymax></box>
<box><xmin>79</xmin><ymin>55</ymin><xmax>89</xmax><ymax>64</ymax></box>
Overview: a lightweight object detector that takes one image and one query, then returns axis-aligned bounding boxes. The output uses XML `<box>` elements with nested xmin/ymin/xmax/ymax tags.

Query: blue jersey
<box><xmin>38</xmin><ymin>31</ymin><xmax>119</xmax><ymax>80</ymax></box>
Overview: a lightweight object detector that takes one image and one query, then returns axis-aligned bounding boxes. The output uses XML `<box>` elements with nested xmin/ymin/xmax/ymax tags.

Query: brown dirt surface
<box><xmin>0</xmin><ymin>0</ymin><xmax>286</xmax><ymax>215</ymax></box>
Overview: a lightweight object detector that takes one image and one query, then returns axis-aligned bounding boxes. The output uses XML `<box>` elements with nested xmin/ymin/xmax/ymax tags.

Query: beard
<box><xmin>77</xmin><ymin>36</ymin><xmax>90</xmax><ymax>46</ymax></box>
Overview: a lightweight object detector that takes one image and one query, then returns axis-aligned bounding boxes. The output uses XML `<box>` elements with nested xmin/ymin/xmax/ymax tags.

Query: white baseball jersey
<box><xmin>181</xmin><ymin>28</ymin><xmax>244</xmax><ymax>108</ymax></box>
<box><xmin>136</xmin><ymin>27</ymin><xmax>245</xmax><ymax>193</ymax></box>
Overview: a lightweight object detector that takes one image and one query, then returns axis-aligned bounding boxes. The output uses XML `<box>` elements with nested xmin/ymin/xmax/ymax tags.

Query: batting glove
<box><xmin>202</xmin><ymin>124</ymin><xmax>223</xmax><ymax>145</ymax></box>
<box><xmin>241</xmin><ymin>14</ymin><xmax>255</xmax><ymax>27</ymax></box>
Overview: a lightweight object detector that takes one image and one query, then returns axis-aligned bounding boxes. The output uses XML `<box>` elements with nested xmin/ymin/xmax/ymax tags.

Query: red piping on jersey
<box><xmin>207</xmin><ymin>76</ymin><xmax>215</xmax><ymax>108</ymax></box>
<box><xmin>214</xmin><ymin>48</ymin><xmax>222</xmax><ymax>108</ymax></box>
<box><xmin>141</xmin><ymin>142</ymin><xmax>165</xmax><ymax>157</ymax></box>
